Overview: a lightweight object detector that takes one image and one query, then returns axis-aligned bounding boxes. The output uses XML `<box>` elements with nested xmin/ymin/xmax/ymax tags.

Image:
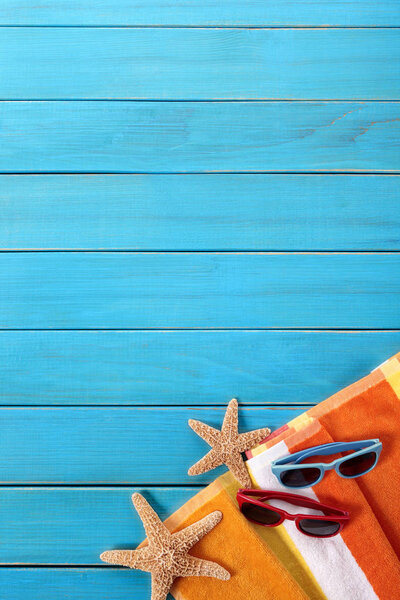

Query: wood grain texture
<box><xmin>1</xmin><ymin>175</ymin><xmax>399</xmax><ymax>250</ymax></box>
<box><xmin>0</xmin><ymin>569</ymin><xmax>162</xmax><ymax>600</ymax></box>
<box><xmin>0</xmin><ymin>2</ymin><xmax>398</xmax><ymax>595</ymax></box>
<box><xmin>0</xmin><ymin>487</ymin><xmax>197</xmax><ymax>564</ymax></box>
<box><xmin>1</xmin><ymin>29</ymin><xmax>399</xmax><ymax>100</ymax></box>
<box><xmin>1</xmin><ymin>330</ymin><xmax>399</xmax><ymax>406</ymax></box>
<box><xmin>1</xmin><ymin>252</ymin><xmax>399</xmax><ymax>329</ymax></box>
<box><xmin>0</xmin><ymin>406</ymin><xmax>302</xmax><ymax>483</ymax></box>
<box><xmin>0</xmin><ymin>102</ymin><xmax>399</xmax><ymax>173</ymax></box>
<box><xmin>0</xmin><ymin>0</ymin><xmax>398</xmax><ymax>26</ymax></box>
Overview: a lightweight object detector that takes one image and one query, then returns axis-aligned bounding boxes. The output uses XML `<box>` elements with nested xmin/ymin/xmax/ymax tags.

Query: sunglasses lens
<box><xmin>241</xmin><ymin>502</ymin><xmax>281</xmax><ymax>526</ymax></box>
<box><xmin>280</xmin><ymin>467</ymin><xmax>321</xmax><ymax>487</ymax></box>
<box><xmin>299</xmin><ymin>519</ymin><xmax>341</xmax><ymax>537</ymax></box>
<box><xmin>338</xmin><ymin>451</ymin><xmax>377</xmax><ymax>477</ymax></box>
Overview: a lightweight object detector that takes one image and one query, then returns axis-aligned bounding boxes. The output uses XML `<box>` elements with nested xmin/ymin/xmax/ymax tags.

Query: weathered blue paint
<box><xmin>0</xmin><ymin>568</ymin><xmax>162</xmax><ymax>600</ymax></box>
<box><xmin>1</xmin><ymin>29</ymin><xmax>399</xmax><ymax>99</ymax></box>
<box><xmin>0</xmin><ymin>0</ymin><xmax>398</xmax><ymax>26</ymax></box>
<box><xmin>0</xmin><ymin>0</ymin><xmax>399</xmax><ymax>596</ymax></box>
<box><xmin>1</xmin><ymin>175</ymin><xmax>399</xmax><ymax>251</ymax></box>
<box><xmin>1</xmin><ymin>252</ymin><xmax>399</xmax><ymax>328</ymax></box>
<box><xmin>0</xmin><ymin>406</ymin><xmax>303</xmax><ymax>484</ymax></box>
<box><xmin>1</xmin><ymin>330</ymin><xmax>399</xmax><ymax>406</ymax></box>
<box><xmin>0</xmin><ymin>487</ymin><xmax>197</xmax><ymax>564</ymax></box>
<box><xmin>0</xmin><ymin>101</ymin><xmax>399</xmax><ymax>173</ymax></box>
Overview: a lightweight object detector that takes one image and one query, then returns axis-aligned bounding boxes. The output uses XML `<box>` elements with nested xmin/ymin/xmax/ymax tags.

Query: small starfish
<box><xmin>100</xmin><ymin>493</ymin><xmax>230</xmax><ymax>600</ymax></box>
<box><xmin>188</xmin><ymin>398</ymin><xmax>271</xmax><ymax>487</ymax></box>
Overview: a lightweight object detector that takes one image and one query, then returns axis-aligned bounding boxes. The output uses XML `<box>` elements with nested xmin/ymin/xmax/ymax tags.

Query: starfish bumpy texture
<box><xmin>188</xmin><ymin>398</ymin><xmax>271</xmax><ymax>487</ymax></box>
<box><xmin>100</xmin><ymin>493</ymin><xmax>230</xmax><ymax>600</ymax></box>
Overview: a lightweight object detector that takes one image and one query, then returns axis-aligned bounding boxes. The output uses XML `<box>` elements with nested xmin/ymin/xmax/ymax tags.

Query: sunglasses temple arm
<box><xmin>291</xmin><ymin>441</ymin><xmax>376</xmax><ymax>464</ymax></box>
<box><xmin>247</xmin><ymin>490</ymin><xmax>341</xmax><ymax>513</ymax></box>
<box><xmin>237</xmin><ymin>489</ymin><xmax>266</xmax><ymax>498</ymax></box>
<box><xmin>237</xmin><ymin>490</ymin><xmax>348</xmax><ymax>519</ymax></box>
<box><xmin>286</xmin><ymin>495</ymin><xmax>350</xmax><ymax>517</ymax></box>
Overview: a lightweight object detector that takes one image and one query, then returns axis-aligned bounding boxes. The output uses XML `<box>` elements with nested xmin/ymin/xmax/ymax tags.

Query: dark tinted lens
<box><xmin>299</xmin><ymin>519</ymin><xmax>340</xmax><ymax>537</ymax></box>
<box><xmin>241</xmin><ymin>502</ymin><xmax>281</xmax><ymax>525</ymax></box>
<box><xmin>281</xmin><ymin>467</ymin><xmax>321</xmax><ymax>487</ymax></box>
<box><xmin>338</xmin><ymin>451</ymin><xmax>376</xmax><ymax>477</ymax></box>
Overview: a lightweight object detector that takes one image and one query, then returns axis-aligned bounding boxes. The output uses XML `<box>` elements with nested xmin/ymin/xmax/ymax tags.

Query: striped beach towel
<box><xmin>164</xmin><ymin>352</ymin><xmax>400</xmax><ymax>600</ymax></box>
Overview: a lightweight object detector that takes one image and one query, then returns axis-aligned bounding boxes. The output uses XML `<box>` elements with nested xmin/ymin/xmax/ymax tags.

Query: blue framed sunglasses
<box><xmin>271</xmin><ymin>439</ymin><xmax>382</xmax><ymax>489</ymax></box>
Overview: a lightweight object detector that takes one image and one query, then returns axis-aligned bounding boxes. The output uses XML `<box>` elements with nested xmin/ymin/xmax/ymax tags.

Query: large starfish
<box><xmin>100</xmin><ymin>493</ymin><xmax>230</xmax><ymax>600</ymax></box>
<box><xmin>188</xmin><ymin>398</ymin><xmax>271</xmax><ymax>487</ymax></box>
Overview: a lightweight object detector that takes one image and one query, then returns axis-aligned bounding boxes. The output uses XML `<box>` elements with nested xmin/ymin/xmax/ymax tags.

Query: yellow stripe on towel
<box><xmin>380</xmin><ymin>355</ymin><xmax>400</xmax><ymax>399</ymax></box>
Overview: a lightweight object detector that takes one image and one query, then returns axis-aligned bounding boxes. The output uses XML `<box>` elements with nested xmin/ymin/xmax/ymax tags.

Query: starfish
<box><xmin>100</xmin><ymin>493</ymin><xmax>230</xmax><ymax>600</ymax></box>
<box><xmin>188</xmin><ymin>398</ymin><xmax>271</xmax><ymax>487</ymax></box>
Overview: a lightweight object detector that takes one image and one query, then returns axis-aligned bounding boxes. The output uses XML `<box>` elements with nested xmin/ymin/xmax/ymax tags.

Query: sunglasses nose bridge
<box><xmin>284</xmin><ymin>511</ymin><xmax>297</xmax><ymax>522</ymax></box>
<box><xmin>325</xmin><ymin>459</ymin><xmax>338</xmax><ymax>470</ymax></box>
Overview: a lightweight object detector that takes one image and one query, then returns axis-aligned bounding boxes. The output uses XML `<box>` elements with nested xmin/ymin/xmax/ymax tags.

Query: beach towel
<box><xmin>164</xmin><ymin>352</ymin><xmax>400</xmax><ymax>600</ymax></box>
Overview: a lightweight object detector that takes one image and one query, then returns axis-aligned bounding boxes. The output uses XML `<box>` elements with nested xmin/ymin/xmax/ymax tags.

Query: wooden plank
<box><xmin>0</xmin><ymin>1</ymin><xmax>399</xmax><ymax>26</ymax></box>
<box><xmin>0</xmin><ymin>102</ymin><xmax>399</xmax><ymax>173</ymax></box>
<box><xmin>1</xmin><ymin>29</ymin><xmax>399</xmax><ymax>100</ymax></box>
<box><xmin>0</xmin><ymin>568</ymin><xmax>157</xmax><ymax>600</ymax></box>
<box><xmin>0</xmin><ymin>487</ymin><xmax>196</xmax><ymax>564</ymax></box>
<box><xmin>0</xmin><ymin>406</ymin><xmax>302</xmax><ymax>483</ymax></box>
<box><xmin>1</xmin><ymin>175</ymin><xmax>399</xmax><ymax>250</ymax></box>
<box><xmin>0</xmin><ymin>252</ymin><xmax>399</xmax><ymax>329</ymax></box>
<box><xmin>1</xmin><ymin>330</ymin><xmax>399</xmax><ymax>406</ymax></box>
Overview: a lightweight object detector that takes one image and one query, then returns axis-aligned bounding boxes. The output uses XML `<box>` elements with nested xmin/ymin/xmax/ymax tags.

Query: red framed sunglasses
<box><xmin>237</xmin><ymin>489</ymin><xmax>349</xmax><ymax>538</ymax></box>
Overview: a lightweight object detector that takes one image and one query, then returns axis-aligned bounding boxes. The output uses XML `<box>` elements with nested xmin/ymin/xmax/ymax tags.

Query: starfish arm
<box><xmin>221</xmin><ymin>398</ymin><xmax>239</xmax><ymax>438</ymax></box>
<box><xmin>173</xmin><ymin>511</ymin><xmax>222</xmax><ymax>552</ymax></box>
<box><xmin>188</xmin><ymin>419</ymin><xmax>221</xmax><ymax>446</ymax></box>
<box><xmin>237</xmin><ymin>427</ymin><xmax>271</xmax><ymax>452</ymax></box>
<box><xmin>184</xmin><ymin>555</ymin><xmax>230</xmax><ymax>581</ymax></box>
<box><xmin>151</xmin><ymin>571</ymin><xmax>175</xmax><ymax>600</ymax></box>
<box><xmin>188</xmin><ymin>448</ymin><xmax>222</xmax><ymax>476</ymax></box>
<box><xmin>132</xmin><ymin>493</ymin><xmax>170</xmax><ymax>547</ymax></box>
<box><xmin>225</xmin><ymin>454</ymin><xmax>252</xmax><ymax>487</ymax></box>
<box><xmin>100</xmin><ymin>547</ymin><xmax>149</xmax><ymax>569</ymax></box>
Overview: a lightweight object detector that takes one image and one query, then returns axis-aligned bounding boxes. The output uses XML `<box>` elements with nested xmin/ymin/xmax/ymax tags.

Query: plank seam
<box><xmin>0</xmin><ymin>564</ymin><xmax>124</xmax><ymax>568</ymax></box>
<box><xmin>0</xmin><ymin>25</ymin><xmax>399</xmax><ymax>29</ymax></box>
<box><xmin>1</xmin><ymin>250</ymin><xmax>399</xmax><ymax>253</ymax></box>
<box><xmin>0</xmin><ymin>328</ymin><xmax>399</xmax><ymax>332</ymax></box>
<box><xmin>0</xmin><ymin>171</ymin><xmax>398</xmax><ymax>175</ymax></box>
<box><xmin>0</xmin><ymin>483</ymin><xmax>207</xmax><ymax>488</ymax></box>
<box><xmin>0</xmin><ymin>172</ymin><xmax>399</xmax><ymax>176</ymax></box>
<box><xmin>0</xmin><ymin>403</ymin><xmax>315</xmax><ymax>408</ymax></box>
<box><xmin>2</xmin><ymin>99</ymin><xmax>400</xmax><ymax>103</ymax></box>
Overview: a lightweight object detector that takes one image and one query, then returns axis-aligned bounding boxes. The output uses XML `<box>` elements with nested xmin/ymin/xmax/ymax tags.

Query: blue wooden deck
<box><xmin>0</xmin><ymin>2</ymin><xmax>399</xmax><ymax>599</ymax></box>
